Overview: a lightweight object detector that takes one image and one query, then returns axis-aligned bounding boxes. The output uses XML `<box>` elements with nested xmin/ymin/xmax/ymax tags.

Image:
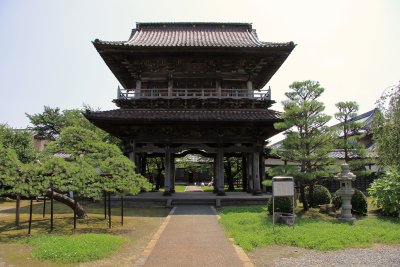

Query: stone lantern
<box><xmin>335</xmin><ymin>163</ymin><xmax>356</xmax><ymax>222</ymax></box>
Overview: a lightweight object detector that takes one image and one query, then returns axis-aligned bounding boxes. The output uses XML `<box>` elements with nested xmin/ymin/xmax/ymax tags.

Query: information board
<box><xmin>273</xmin><ymin>181</ymin><xmax>294</xmax><ymax>196</ymax></box>
<box><xmin>272</xmin><ymin>176</ymin><xmax>294</xmax><ymax>197</ymax></box>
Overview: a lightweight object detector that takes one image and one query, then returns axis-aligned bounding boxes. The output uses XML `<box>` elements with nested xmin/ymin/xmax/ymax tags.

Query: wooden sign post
<box><xmin>272</xmin><ymin>176</ymin><xmax>295</xmax><ymax>230</ymax></box>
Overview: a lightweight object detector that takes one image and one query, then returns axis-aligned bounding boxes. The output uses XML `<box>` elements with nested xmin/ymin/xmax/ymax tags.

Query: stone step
<box><xmin>112</xmin><ymin>192</ymin><xmax>271</xmax><ymax>207</ymax></box>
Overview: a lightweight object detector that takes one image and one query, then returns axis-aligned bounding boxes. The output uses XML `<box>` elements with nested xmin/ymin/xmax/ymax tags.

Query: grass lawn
<box><xmin>0</xmin><ymin>198</ymin><xmax>169</xmax><ymax>266</ymax></box>
<box><xmin>219</xmin><ymin>205</ymin><xmax>400</xmax><ymax>251</ymax></box>
<box><xmin>174</xmin><ymin>185</ymin><xmax>187</xmax><ymax>192</ymax></box>
<box><xmin>158</xmin><ymin>184</ymin><xmax>187</xmax><ymax>192</ymax></box>
<box><xmin>25</xmin><ymin>234</ymin><xmax>125</xmax><ymax>263</ymax></box>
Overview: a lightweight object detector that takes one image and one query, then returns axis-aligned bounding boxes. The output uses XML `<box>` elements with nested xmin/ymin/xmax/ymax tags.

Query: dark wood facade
<box><xmin>85</xmin><ymin>22</ymin><xmax>295</xmax><ymax>195</ymax></box>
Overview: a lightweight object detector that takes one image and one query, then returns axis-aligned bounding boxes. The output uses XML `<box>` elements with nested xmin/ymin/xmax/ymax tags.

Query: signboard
<box><xmin>272</xmin><ymin>177</ymin><xmax>294</xmax><ymax>197</ymax></box>
<box><xmin>272</xmin><ymin>176</ymin><xmax>296</xmax><ymax>229</ymax></box>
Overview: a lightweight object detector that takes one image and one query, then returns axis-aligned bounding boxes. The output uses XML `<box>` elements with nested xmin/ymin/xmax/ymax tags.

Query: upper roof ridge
<box><xmin>135</xmin><ymin>22</ymin><xmax>253</xmax><ymax>30</ymax></box>
<box><xmin>93</xmin><ymin>22</ymin><xmax>296</xmax><ymax>50</ymax></box>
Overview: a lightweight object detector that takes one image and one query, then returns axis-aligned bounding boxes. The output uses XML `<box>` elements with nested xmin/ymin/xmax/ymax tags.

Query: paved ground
<box><xmin>184</xmin><ymin>185</ymin><xmax>204</xmax><ymax>192</ymax></box>
<box><xmin>135</xmin><ymin>205</ymin><xmax>251</xmax><ymax>267</ymax></box>
<box><xmin>121</xmin><ymin>191</ymin><xmax>270</xmax><ymax>200</ymax></box>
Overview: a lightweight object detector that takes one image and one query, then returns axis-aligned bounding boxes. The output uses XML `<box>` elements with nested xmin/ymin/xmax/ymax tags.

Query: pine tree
<box><xmin>272</xmin><ymin>80</ymin><xmax>338</xmax><ymax>211</ymax></box>
<box><xmin>334</xmin><ymin>101</ymin><xmax>370</xmax><ymax>176</ymax></box>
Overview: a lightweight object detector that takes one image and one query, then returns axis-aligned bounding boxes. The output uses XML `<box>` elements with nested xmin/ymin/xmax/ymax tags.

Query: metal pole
<box><xmin>73</xmin><ymin>197</ymin><xmax>77</xmax><ymax>230</ymax></box>
<box><xmin>272</xmin><ymin>194</ymin><xmax>275</xmax><ymax>231</ymax></box>
<box><xmin>50</xmin><ymin>186</ymin><xmax>54</xmax><ymax>231</ymax></box>
<box><xmin>28</xmin><ymin>198</ymin><xmax>33</xmax><ymax>235</ymax></box>
<box><xmin>42</xmin><ymin>197</ymin><xmax>46</xmax><ymax>218</ymax></box>
<box><xmin>108</xmin><ymin>192</ymin><xmax>111</xmax><ymax>229</ymax></box>
<box><xmin>104</xmin><ymin>191</ymin><xmax>107</xmax><ymax>220</ymax></box>
<box><xmin>292</xmin><ymin>194</ymin><xmax>295</xmax><ymax>229</ymax></box>
<box><xmin>15</xmin><ymin>195</ymin><xmax>20</xmax><ymax>227</ymax></box>
<box><xmin>121</xmin><ymin>196</ymin><xmax>124</xmax><ymax>226</ymax></box>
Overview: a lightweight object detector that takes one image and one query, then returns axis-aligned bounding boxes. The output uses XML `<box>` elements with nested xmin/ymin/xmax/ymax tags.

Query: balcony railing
<box><xmin>117</xmin><ymin>87</ymin><xmax>271</xmax><ymax>100</ymax></box>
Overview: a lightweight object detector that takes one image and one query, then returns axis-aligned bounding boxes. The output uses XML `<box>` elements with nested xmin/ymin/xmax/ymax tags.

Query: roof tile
<box><xmin>95</xmin><ymin>22</ymin><xmax>293</xmax><ymax>48</ymax></box>
<box><xmin>85</xmin><ymin>109</ymin><xmax>281</xmax><ymax>122</ymax></box>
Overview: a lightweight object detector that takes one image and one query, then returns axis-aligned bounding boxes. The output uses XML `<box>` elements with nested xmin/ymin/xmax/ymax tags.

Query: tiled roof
<box><xmin>94</xmin><ymin>22</ymin><xmax>294</xmax><ymax>48</ymax></box>
<box><xmin>329</xmin><ymin>149</ymin><xmax>378</xmax><ymax>159</ymax></box>
<box><xmin>85</xmin><ymin>109</ymin><xmax>281</xmax><ymax>122</ymax></box>
<box><xmin>332</xmin><ymin>108</ymin><xmax>378</xmax><ymax>132</ymax></box>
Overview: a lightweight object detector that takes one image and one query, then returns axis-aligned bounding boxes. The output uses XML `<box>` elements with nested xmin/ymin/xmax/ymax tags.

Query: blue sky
<box><xmin>1</xmin><ymin>0</ymin><xmax>399</xmax><ymax>140</ymax></box>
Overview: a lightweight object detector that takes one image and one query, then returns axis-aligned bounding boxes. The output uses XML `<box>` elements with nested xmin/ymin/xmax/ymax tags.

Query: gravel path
<box><xmin>272</xmin><ymin>245</ymin><xmax>400</xmax><ymax>267</ymax></box>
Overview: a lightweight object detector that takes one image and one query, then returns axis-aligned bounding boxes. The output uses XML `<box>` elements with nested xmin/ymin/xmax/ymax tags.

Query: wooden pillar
<box><xmin>170</xmin><ymin>155</ymin><xmax>176</xmax><ymax>193</ymax></box>
<box><xmin>136</xmin><ymin>79</ymin><xmax>141</xmax><ymax>98</ymax></box>
<box><xmin>247</xmin><ymin>80</ymin><xmax>253</xmax><ymax>97</ymax></box>
<box><xmin>135</xmin><ymin>154</ymin><xmax>141</xmax><ymax>174</ymax></box>
<box><xmin>140</xmin><ymin>155</ymin><xmax>147</xmax><ymax>176</ymax></box>
<box><xmin>213</xmin><ymin>155</ymin><xmax>218</xmax><ymax>193</ymax></box>
<box><xmin>216</xmin><ymin>147</ymin><xmax>225</xmax><ymax>196</ymax></box>
<box><xmin>260</xmin><ymin>153</ymin><xmax>266</xmax><ymax>192</ymax></box>
<box><xmin>252</xmin><ymin>151</ymin><xmax>262</xmax><ymax>195</ymax></box>
<box><xmin>241</xmin><ymin>155</ymin><xmax>247</xmax><ymax>192</ymax></box>
<box><xmin>129</xmin><ymin>141</ymin><xmax>143</xmax><ymax>174</ymax></box>
<box><xmin>246</xmin><ymin>153</ymin><xmax>253</xmax><ymax>193</ymax></box>
<box><xmin>163</xmin><ymin>146</ymin><xmax>172</xmax><ymax>196</ymax></box>
<box><xmin>216</xmin><ymin>80</ymin><xmax>221</xmax><ymax>97</ymax></box>
<box><xmin>129</xmin><ymin>141</ymin><xmax>137</xmax><ymax>173</ymax></box>
<box><xmin>168</xmin><ymin>80</ymin><xmax>173</xmax><ymax>97</ymax></box>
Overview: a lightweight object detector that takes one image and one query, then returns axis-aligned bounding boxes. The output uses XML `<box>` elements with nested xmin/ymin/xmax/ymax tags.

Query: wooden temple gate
<box><xmin>85</xmin><ymin>22</ymin><xmax>295</xmax><ymax>196</ymax></box>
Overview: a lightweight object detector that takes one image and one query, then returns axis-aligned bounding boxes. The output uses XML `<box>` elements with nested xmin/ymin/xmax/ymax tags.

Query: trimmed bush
<box><xmin>267</xmin><ymin>197</ymin><xmax>293</xmax><ymax>214</ymax></box>
<box><xmin>305</xmin><ymin>185</ymin><xmax>331</xmax><ymax>208</ymax></box>
<box><xmin>332</xmin><ymin>189</ymin><xmax>368</xmax><ymax>215</ymax></box>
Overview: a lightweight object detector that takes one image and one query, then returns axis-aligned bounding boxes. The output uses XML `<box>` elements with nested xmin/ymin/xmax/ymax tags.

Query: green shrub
<box><xmin>305</xmin><ymin>185</ymin><xmax>331</xmax><ymax>207</ymax></box>
<box><xmin>332</xmin><ymin>189</ymin><xmax>368</xmax><ymax>214</ymax></box>
<box><xmin>368</xmin><ymin>169</ymin><xmax>400</xmax><ymax>217</ymax></box>
<box><xmin>262</xmin><ymin>179</ymin><xmax>272</xmax><ymax>187</ymax></box>
<box><xmin>267</xmin><ymin>197</ymin><xmax>293</xmax><ymax>214</ymax></box>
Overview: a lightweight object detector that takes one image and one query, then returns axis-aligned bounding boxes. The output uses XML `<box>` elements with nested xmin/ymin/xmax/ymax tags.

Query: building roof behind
<box><xmin>270</xmin><ymin>108</ymin><xmax>378</xmax><ymax>148</ymax></box>
<box><xmin>332</xmin><ymin>108</ymin><xmax>378</xmax><ymax>132</ymax></box>
<box><xmin>95</xmin><ymin>22</ymin><xmax>294</xmax><ymax>48</ymax></box>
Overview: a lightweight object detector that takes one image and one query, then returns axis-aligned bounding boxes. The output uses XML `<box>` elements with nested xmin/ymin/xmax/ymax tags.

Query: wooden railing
<box><xmin>117</xmin><ymin>87</ymin><xmax>271</xmax><ymax>100</ymax></box>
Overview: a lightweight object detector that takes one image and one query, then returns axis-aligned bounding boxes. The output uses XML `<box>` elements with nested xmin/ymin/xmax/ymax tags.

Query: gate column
<box><xmin>128</xmin><ymin>140</ymin><xmax>140</xmax><ymax>174</ymax></box>
<box><xmin>246</xmin><ymin>153</ymin><xmax>253</xmax><ymax>193</ymax></box>
<box><xmin>170</xmin><ymin>154</ymin><xmax>176</xmax><ymax>193</ymax></box>
<box><xmin>164</xmin><ymin>146</ymin><xmax>172</xmax><ymax>196</ymax></box>
<box><xmin>252</xmin><ymin>150</ymin><xmax>262</xmax><ymax>195</ymax></box>
<box><xmin>216</xmin><ymin>147</ymin><xmax>225</xmax><ymax>196</ymax></box>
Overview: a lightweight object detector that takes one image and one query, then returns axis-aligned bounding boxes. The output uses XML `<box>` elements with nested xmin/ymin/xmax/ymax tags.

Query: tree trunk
<box><xmin>299</xmin><ymin>183</ymin><xmax>309</xmax><ymax>211</ymax></box>
<box><xmin>45</xmin><ymin>189</ymin><xmax>87</xmax><ymax>219</ymax></box>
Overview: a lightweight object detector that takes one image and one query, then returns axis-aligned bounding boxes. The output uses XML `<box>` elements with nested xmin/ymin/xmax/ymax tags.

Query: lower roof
<box><xmin>85</xmin><ymin>109</ymin><xmax>281</xmax><ymax>123</ymax></box>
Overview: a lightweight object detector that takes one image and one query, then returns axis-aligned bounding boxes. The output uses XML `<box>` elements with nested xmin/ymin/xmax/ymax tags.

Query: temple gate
<box><xmin>85</xmin><ymin>22</ymin><xmax>295</xmax><ymax>196</ymax></box>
